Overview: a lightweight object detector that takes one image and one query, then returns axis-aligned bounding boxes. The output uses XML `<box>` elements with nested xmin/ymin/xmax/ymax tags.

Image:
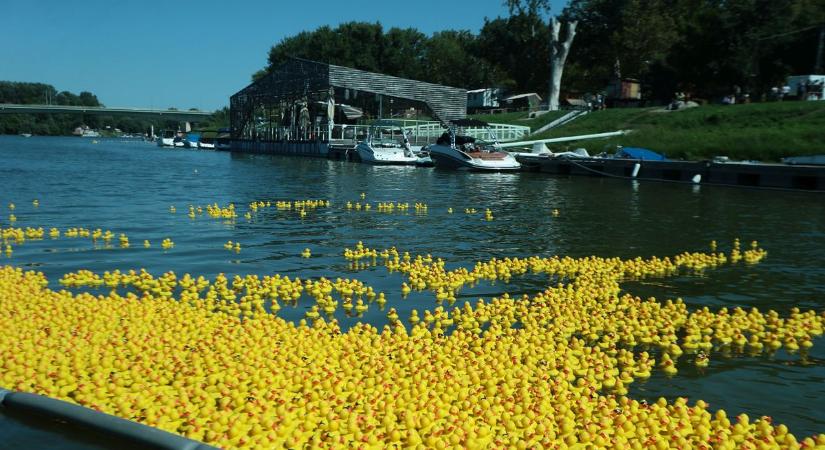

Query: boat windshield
<box><xmin>437</xmin><ymin>128</ymin><xmax>499</xmax><ymax>152</ymax></box>
<box><xmin>368</xmin><ymin>123</ymin><xmax>412</xmax><ymax>147</ymax></box>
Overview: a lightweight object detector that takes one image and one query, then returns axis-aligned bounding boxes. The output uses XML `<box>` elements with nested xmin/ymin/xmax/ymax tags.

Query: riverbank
<box><xmin>474</xmin><ymin>101</ymin><xmax>825</xmax><ymax>162</ymax></box>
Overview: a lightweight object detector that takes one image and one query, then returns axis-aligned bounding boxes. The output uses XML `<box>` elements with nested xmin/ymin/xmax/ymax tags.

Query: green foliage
<box><xmin>562</xmin><ymin>0</ymin><xmax>825</xmax><ymax>99</ymax></box>
<box><xmin>532</xmin><ymin>102</ymin><xmax>825</xmax><ymax>161</ymax></box>
<box><xmin>256</xmin><ymin>2</ymin><xmax>823</xmax><ymax>104</ymax></box>
<box><xmin>201</xmin><ymin>107</ymin><xmax>229</xmax><ymax>129</ymax></box>
<box><xmin>0</xmin><ymin>81</ymin><xmax>216</xmax><ymax>136</ymax></box>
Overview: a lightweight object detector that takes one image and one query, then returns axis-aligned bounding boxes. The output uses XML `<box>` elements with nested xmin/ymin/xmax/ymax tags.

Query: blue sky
<box><xmin>0</xmin><ymin>1</ymin><xmax>564</xmax><ymax>111</ymax></box>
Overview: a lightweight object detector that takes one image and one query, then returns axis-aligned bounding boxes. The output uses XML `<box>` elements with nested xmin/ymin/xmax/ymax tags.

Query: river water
<box><xmin>1</xmin><ymin>136</ymin><xmax>823</xmax><ymax>444</ymax></box>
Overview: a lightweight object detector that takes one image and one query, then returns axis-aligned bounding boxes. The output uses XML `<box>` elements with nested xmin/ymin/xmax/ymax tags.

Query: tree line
<box><xmin>0</xmin><ymin>81</ymin><xmax>228</xmax><ymax>136</ymax></box>
<box><xmin>254</xmin><ymin>0</ymin><xmax>825</xmax><ymax>103</ymax></box>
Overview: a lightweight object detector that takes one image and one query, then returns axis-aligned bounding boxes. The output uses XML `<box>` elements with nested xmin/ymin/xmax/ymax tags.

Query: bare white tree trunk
<box><xmin>548</xmin><ymin>18</ymin><xmax>577</xmax><ymax>111</ymax></box>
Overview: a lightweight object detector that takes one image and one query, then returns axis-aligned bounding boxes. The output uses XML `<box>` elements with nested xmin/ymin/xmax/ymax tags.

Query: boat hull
<box><xmin>428</xmin><ymin>145</ymin><xmax>521</xmax><ymax>171</ymax></box>
<box><xmin>157</xmin><ymin>137</ymin><xmax>175</xmax><ymax>147</ymax></box>
<box><xmin>356</xmin><ymin>143</ymin><xmax>420</xmax><ymax>165</ymax></box>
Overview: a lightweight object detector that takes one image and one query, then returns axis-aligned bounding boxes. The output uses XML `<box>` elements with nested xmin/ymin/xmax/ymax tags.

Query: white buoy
<box><xmin>631</xmin><ymin>163</ymin><xmax>641</xmax><ymax>178</ymax></box>
<box><xmin>692</xmin><ymin>174</ymin><xmax>702</xmax><ymax>184</ymax></box>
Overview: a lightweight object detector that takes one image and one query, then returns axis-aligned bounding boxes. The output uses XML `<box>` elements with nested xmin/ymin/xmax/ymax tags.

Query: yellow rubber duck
<box><xmin>695</xmin><ymin>352</ymin><xmax>710</xmax><ymax>368</ymax></box>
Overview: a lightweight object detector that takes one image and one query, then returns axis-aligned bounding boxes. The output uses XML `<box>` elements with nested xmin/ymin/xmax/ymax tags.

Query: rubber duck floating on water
<box><xmin>1</xmin><ymin>238</ymin><xmax>823</xmax><ymax>449</ymax></box>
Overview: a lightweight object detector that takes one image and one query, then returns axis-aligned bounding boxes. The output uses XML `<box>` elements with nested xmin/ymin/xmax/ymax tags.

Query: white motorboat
<box><xmin>198</xmin><ymin>138</ymin><xmax>216</xmax><ymax>150</ymax></box>
<box><xmin>356</xmin><ymin>120</ymin><xmax>428</xmax><ymax>165</ymax></box>
<box><xmin>427</xmin><ymin>119</ymin><xmax>520</xmax><ymax>171</ymax></box>
<box><xmin>157</xmin><ymin>130</ymin><xmax>176</xmax><ymax>147</ymax></box>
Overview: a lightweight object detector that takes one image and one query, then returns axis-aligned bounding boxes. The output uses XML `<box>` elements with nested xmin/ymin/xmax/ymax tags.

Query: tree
<box><xmin>265</xmin><ymin>22</ymin><xmax>386</xmax><ymax>74</ymax></box>
<box><xmin>505</xmin><ymin>0</ymin><xmax>551</xmax><ymax>17</ymax></box>
<box><xmin>548</xmin><ymin>18</ymin><xmax>577</xmax><ymax>110</ymax></box>
<box><xmin>0</xmin><ymin>81</ymin><xmax>106</xmax><ymax>135</ymax></box>
<box><xmin>422</xmin><ymin>31</ymin><xmax>499</xmax><ymax>89</ymax></box>
<box><xmin>478</xmin><ymin>1</ymin><xmax>552</xmax><ymax>93</ymax></box>
<box><xmin>78</xmin><ymin>91</ymin><xmax>101</xmax><ymax>107</ymax></box>
<box><xmin>380</xmin><ymin>27</ymin><xmax>427</xmax><ymax>80</ymax></box>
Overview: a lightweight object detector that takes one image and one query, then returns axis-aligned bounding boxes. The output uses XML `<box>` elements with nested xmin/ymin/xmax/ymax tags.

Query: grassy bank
<box><xmin>477</xmin><ymin>102</ymin><xmax>825</xmax><ymax>161</ymax></box>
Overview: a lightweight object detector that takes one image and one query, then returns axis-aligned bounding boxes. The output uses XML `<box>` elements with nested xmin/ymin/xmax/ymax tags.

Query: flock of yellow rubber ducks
<box><xmin>158</xmin><ymin>198</ymin><xmax>513</xmax><ymax>227</ymax></box>
<box><xmin>0</xmin><ymin>224</ymin><xmax>179</xmax><ymax>255</ymax></box>
<box><xmin>2</xmin><ymin>200</ymin><xmax>825</xmax><ymax>449</ymax></box>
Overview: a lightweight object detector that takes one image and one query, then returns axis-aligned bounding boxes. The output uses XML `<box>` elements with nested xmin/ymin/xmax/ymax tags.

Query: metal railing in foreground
<box><xmin>0</xmin><ymin>387</ymin><xmax>218</xmax><ymax>450</ymax></box>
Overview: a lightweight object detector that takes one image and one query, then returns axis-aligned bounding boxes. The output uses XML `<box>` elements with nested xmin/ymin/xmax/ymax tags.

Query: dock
<box><xmin>516</xmin><ymin>155</ymin><xmax>825</xmax><ymax>191</ymax></box>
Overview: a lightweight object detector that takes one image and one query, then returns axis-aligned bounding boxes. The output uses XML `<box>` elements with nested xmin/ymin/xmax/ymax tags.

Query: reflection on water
<box><xmin>1</xmin><ymin>135</ymin><xmax>825</xmax><ymax>436</ymax></box>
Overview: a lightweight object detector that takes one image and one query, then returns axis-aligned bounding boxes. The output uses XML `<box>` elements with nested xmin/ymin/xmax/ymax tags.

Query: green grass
<box><xmin>528</xmin><ymin>101</ymin><xmax>825</xmax><ymax>161</ymax></box>
<box><xmin>470</xmin><ymin>110</ymin><xmax>569</xmax><ymax>132</ymax></box>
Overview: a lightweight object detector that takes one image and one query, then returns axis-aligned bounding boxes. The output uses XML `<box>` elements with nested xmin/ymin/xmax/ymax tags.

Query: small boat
<box><xmin>427</xmin><ymin>119</ymin><xmax>520</xmax><ymax>171</ymax></box>
<box><xmin>185</xmin><ymin>132</ymin><xmax>201</xmax><ymax>149</ymax></box>
<box><xmin>157</xmin><ymin>130</ymin><xmax>176</xmax><ymax>147</ymax></box>
<box><xmin>156</xmin><ymin>130</ymin><xmax>197</xmax><ymax>148</ymax></box>
<box><xmin>215</xmin><ymin>128</ymin><xmax>232</xmax><ymax>150</ymax></box>
<box><xmin>355</xmin><ymin>120</ymin><xmax>428</xmax><ymax>165</ymax></box>
<box><xmin>198</xmin><ymin>138</ymin><xmax>216</xmax><ymax>150</ymax></box>
<box><xmin>20</xmin><ymin>133</ymin><xmax>32</xmax><ymax>138</ymax></box>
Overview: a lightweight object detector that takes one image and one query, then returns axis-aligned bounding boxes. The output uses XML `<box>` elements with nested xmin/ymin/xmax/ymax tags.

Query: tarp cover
<box><xmin>436</xmin><ymin>132</ymin><xmax>476</xmax><ymax>146</ymax></box>
<box><xmin>617</xmin><ymin>147</ymin><xmax>667</xmax><ymax>161</ymax></box>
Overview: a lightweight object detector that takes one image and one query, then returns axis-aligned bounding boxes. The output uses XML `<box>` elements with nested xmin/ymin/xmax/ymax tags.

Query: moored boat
<box><xmin>355</xmin><ymin>120</ymin><xmax>428</xmax><ymax>165</ymax></box>
<box><xmin>157</xmin><ymin>130</ymin><xmax>176</xmax><ymax>147</ymax></box>
<box><xmin>427</xmin><ymin>119</ymin><xmax>520</xmax><ymax>171</ymax></box>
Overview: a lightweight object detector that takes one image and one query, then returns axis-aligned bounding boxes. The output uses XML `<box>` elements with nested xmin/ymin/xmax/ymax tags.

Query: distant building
<box><xmin>503</xmin><ymin>93</ymin><xmax>542</xmax><ymax>112</ymax></box>
<box><xmin>787</xmin><ymin>75</ymin><xmax>825</xmax><ymax>101</ymax></box>
<box><xmin>467</xmin><ymin>88</ymin><xmax>501</xmax><ymax>112</ymax></box>
<box><xmin>606</xmin><ymin>78</ymin><xmax>642</xmax><ymax>107</ymax></box>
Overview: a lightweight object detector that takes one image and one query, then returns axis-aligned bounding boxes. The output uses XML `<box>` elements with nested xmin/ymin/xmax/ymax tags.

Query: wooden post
<box><xmin>548</xmin><ymin>18</ymin><xmax>577</xmax><ymax>111</ymax></box>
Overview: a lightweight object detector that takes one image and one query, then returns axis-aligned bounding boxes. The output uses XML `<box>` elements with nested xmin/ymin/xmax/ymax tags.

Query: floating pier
<box><xmin>517</xmin><ymin>155</ymin><xmax>825</xmax><ymax>191</ymax></box>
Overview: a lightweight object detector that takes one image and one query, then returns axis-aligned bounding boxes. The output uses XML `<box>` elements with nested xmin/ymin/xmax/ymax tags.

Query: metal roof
<box><xmin>231</xmin><ymin>58</ymin><xmax>467</xmax><ymax>123</ymax></box>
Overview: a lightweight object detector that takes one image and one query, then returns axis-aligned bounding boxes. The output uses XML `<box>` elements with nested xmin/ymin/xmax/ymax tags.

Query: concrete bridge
<box><xmin>0</xmin><ymin>104</ymin><xmax>212</xmax><ymax>121</ymax></box>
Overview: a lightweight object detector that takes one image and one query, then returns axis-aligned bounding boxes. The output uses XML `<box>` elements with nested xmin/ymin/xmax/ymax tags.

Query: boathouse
<box><xmin>229</xmin><ymin>58</ymin><xmax>467</xmax><ymax>156</ymax></box>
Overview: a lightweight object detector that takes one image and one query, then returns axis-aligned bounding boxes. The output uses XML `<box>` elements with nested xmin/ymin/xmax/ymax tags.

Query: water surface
<box><xmin>1</xmin><ymin>136</ymin><xmax>823</xmax><ymax>441</ymax></box>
